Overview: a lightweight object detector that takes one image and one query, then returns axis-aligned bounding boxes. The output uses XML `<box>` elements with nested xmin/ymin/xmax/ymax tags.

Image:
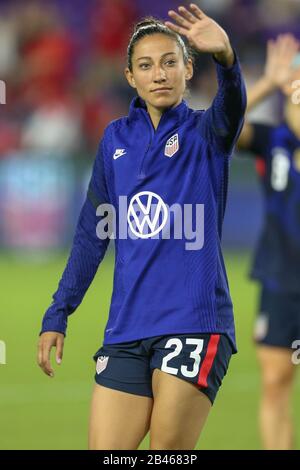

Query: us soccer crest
<box><xmin>164</xmin><ymin>133</ymin><xmax>179</xmax><ymax>158</ymax></box>
<box><xmin>96</xmin><ymin>356</ymin><xmax>109</xmax><ymax>374</ymax></box>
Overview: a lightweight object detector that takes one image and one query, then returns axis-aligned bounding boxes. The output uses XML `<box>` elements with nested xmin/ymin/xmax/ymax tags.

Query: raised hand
<box><xmin>264</xmin><ymin>34</ymin><xmax>300</xmax><ymax>90</ymax></box>
<box><xmin>165</xmin><ymin>3</ymin><xmax>234</xmax><ymax>66</ymax></box>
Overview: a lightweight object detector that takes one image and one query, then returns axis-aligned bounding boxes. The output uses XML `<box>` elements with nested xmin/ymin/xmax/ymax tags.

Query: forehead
<box><xmin>133</xmin><ymin>33</ymin><xmax>181</xmax><ymax>60</ymax></box>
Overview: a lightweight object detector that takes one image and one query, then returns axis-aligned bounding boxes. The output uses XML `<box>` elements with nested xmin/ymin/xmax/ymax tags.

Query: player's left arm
<box><xmin>166</xmin><ymin>3</ymin><xmax>247</xmax><ymax>155</ymax></box>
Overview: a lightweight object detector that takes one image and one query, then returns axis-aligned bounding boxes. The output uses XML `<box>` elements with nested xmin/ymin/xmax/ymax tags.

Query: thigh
<box><xmin>256</xmin><ymin>345</ymin><xmax>296</xmax><ymax>388</ymax></box>
<box><xmin>149</xmin><ymin>369</ymin><xmax>211</xmax><ymax>450</ymax></box>
<box><xmin>89</xmin><ymin>384</ymin><xmax>153</xmax><ymax>450</ymax></box>
<box><xmin>149</xmin><ymin>333</ymin><xmax>232</xmax><ymax>449</ymax></box>
<box><xmin>90</xmin><ymin>340</ymin><xmax>153</xmax><ymax>449</ymax></box>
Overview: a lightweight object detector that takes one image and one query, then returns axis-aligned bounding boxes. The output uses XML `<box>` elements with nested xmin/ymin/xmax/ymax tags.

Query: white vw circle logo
<box><xmin>127</xmin><ymin>191</ymin><xmax>168</xmax><ymax>239</ymax></box>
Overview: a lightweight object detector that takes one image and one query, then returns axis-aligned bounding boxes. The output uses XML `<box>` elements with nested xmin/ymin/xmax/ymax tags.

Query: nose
<box><xmin>152</xmin><ymin>65</ymin><xmax>167</xmax><ymax>83</ymax></box>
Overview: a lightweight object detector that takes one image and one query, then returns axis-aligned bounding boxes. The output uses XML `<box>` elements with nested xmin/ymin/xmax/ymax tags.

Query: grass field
<box><xmin>0</xmin><ymin>251</ymin><xmax>299</xmax><ymax>450</ymax></box>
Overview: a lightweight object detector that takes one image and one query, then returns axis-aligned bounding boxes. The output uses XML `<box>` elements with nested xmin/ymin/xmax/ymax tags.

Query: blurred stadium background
<box><xmin>0</xmin><ymin>0</ymin><xmax>299</xmax><ymax>449</ymax></box>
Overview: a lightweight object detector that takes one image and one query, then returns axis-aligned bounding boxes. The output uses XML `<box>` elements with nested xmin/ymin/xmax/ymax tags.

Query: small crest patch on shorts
<box><xmin>96</xmin><ymin>356</ymin><xmax>109</xmax><ymax>374</ymax></box>
<box><xmin>254</xmin><ymin>313</ymin><xmax>269</xmax><ymax>341</ymax></box>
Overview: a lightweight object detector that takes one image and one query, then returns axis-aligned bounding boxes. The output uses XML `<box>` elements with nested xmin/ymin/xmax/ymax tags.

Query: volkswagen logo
<box><xmin>127</xmin><ymin>191</ymin><xmax>168</xmax><ymax>239</ymax></box>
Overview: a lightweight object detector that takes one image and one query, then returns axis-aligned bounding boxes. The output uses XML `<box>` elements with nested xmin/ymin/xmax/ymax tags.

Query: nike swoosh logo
<box><xmin>113</xmin><ymin>150</ymin><xmax>126</xmax><ymax>160</ymax></box>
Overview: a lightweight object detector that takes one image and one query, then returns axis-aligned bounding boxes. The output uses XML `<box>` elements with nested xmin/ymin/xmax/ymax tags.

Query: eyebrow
<box><xmin>136</xmin><ymin>52</ymin><xmax>177</xmax><ymax>61</ymax></box>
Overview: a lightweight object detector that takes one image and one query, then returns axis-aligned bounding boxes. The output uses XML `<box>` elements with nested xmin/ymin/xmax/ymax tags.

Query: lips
<box><xmin>151</xmin><ymin>88</ymin><xmax>172</xmax><ymax>93</ymax></box>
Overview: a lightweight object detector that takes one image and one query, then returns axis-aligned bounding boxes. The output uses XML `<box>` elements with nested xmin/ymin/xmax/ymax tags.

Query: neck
<box><xmin>146</xmin><ymin>103</ymin><xmax>164</xmax><ymax>130</ymax></box>
<box><xmin>284</xmin><ymin>101</ymin><xmax>300</xmax><ymax>139</ymax></box>
<box><xmin>145</xmin><ymin>97</ymin><xmax>183</xmax><ymax>130</ymax></box>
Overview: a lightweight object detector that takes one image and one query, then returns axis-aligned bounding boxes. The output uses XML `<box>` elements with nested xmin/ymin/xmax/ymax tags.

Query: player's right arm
<box><xmin>238</xmin><ymin>34</ymin><xmax>299</xmax><ymax>150</ymax></box>
<box><xmin>38</xmin><ymin>128</ymin><xmax>112</xmax><ymax>377</ymax></box>
<box><xmin>38</xmin><ymin>332</ymin><xmax>64</xmax><ymax>377</ymax></box>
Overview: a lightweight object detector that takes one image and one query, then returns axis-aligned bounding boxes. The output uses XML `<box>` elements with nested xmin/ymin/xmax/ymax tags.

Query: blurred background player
<box><xmin>238</xmin><ymin>34</ymin><xmax>300</xmax><ymax>450</ymax></box>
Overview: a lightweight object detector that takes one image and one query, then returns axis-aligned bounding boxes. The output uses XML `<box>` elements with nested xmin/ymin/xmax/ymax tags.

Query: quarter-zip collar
<box><xmin>128</xmin><ymin>96</ymin><xmax>190</xmax><ymax>135</ymax></box>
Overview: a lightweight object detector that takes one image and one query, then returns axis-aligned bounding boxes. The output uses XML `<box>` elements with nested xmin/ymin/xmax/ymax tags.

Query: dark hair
<box><xmin>127</xmin><ymin>17</ymin><xmax>192</xmax><ymax>71</ymax></box>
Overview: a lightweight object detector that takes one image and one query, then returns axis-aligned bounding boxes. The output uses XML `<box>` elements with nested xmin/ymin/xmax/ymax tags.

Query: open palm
<box><xmin>264</xmin><ymin>34</ymin><xmax>300</xmax><ymax>88</ymax></box>
<box><xmin>165</xmin><ymin>3</ymin><xmax>230</xmax><ymax>54</ymax></box>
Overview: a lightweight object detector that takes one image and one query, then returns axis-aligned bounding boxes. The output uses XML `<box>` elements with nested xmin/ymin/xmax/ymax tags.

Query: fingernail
<box><xmin>57</xmin><ymin>358</ymin><xmax>62</xmax><ymax>364</ymax></box>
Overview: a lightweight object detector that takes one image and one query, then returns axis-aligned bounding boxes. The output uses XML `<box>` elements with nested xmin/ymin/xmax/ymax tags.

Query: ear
<box><xmin>185</xmin><ymin>59</ymin><xmax>194</xmax><ymax>82</ymax></box>
<box><xmin>125</xmin><ymin>68</ymin><xmax>136</xmax><ymax>89</ymax></box>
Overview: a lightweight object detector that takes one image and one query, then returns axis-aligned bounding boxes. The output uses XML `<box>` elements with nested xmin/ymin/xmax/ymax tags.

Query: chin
<box><xmin>150</xmin><ymin>95</ymin><xmax>179</xmax><ymax>109</ymax></box>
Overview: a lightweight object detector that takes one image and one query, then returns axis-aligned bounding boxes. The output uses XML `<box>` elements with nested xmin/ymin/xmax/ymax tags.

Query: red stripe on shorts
<box><xmin>197</xmin><ymin>334</ymin><xmax>220</xmax><ymax>388</ymax></box>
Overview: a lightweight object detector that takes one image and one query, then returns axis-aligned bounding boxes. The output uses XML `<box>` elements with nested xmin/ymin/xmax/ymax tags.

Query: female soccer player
<box><xmin>38</xmin><ymin>4</ymin><xmax>246</xmax><ymax>450</ymax></box>
<box><xmin>238</xmin><ymin>34</ymin><xmax>300</xmax><ymax>450</ymax></box>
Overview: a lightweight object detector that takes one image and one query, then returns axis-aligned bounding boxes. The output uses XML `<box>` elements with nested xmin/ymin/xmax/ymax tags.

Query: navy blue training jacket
<box><xmin>41</xmin><ymin>54</ymin><xmax>247</xmax><ymax>352</ymax></box>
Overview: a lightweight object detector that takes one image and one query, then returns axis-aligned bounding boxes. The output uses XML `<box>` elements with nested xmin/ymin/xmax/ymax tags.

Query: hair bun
<box><xmin>134</xmin><ymin>17</ymin><xmax>161</xmax><ymax>33</ymax></box>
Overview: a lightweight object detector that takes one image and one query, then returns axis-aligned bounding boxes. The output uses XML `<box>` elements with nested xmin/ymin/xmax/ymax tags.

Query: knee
<box><xmin>262</xmin><ymin>370</ymin><xmax>293</xmax><ymax>400</ymax></box>
<box><xmin>150</xmin><ymin>429</ymin><xmax>195</xmax><ymax>450</ymax></box>
<box><xmin>150</xmin><ymin>437</ymin><xmax>186</xmax><ymax>450</ymax></box>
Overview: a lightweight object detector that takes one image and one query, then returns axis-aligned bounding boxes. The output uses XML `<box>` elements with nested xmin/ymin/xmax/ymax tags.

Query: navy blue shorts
<box><xmin>93</xmin><ymin>333</ymin><xmax>232</xmax><ymax>405</ymax></box>
<box><xmin>254</xmin><ymin>287</ymin><xmax>300</xmax><ymax>349</ymax></box>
